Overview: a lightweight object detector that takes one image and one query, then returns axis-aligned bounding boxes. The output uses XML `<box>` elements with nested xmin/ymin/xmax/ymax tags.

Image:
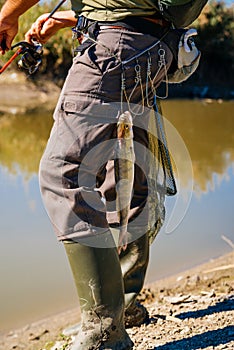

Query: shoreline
<box><xmin>0</xmin><ymin>71</ymin><xmax>233</xmax><ymax>117</ymax></box>
<box><xmin>1</xmin><ymin>250</ymin><xmax>233</xmax><ymax>350</ymax></box>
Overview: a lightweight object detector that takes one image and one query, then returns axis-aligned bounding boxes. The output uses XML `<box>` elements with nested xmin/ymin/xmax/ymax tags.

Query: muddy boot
<box><xmin>64</xmin><ymin>232</ymin><xmax>133</xmax><ymax>350</ymax></box>
<box><xmin>119</xmin><ymin>232</ymin><xmax>150</xmax><ymax>328</ymax></box>
<box><xmin>62</xmin><ymin>232</ymin><xmax>150</xmax><ymax>336</ymax></box>
<box><xmin>124</xmin><ymin>301</ymin><xmax>149</xmax><ymax>329</ymax></box>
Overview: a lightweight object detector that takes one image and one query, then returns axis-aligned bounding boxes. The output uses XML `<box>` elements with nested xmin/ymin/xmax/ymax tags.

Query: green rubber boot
<box><xmin>120</xmin><ymin>232</ymin><xmax>150</xmax><ymax>328</ymax></box>
<box><xmin>62</xmin><ymin>232</ymin><xmax>150</xmax><ymax>337</ymax></box>
<box><xmin>64</xmin><ymin>233</ymin><xmax>133</xmax><ymax>350</ymax></box>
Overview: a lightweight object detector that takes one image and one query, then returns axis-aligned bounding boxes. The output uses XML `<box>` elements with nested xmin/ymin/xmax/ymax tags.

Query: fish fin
<box><xmin>118</xmin><ymin>226</ymin><xmax>128</xmax><ymax>255</ymax></box>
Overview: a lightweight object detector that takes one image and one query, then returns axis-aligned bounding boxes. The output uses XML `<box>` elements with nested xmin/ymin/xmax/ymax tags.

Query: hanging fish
<box><xmin>114</xmin><ymin>111</ymin><xmax>135</xmax><ymax>254</ymax></box>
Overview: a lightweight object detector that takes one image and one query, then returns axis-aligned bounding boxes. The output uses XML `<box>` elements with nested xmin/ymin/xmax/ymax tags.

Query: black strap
<box><xmin>75</xmin><ymin>15</ymin><xmax>170</xmax><ymax>39</ymax></box>
<box><xmin>74</xmin><ymin>15</ymin><xmax>182</xmax><ymax>71</ymax></box>
<box><xmin>97</xmin><ymin>16</ymin><xmax>170</xmax><ymax>39</ymax></box>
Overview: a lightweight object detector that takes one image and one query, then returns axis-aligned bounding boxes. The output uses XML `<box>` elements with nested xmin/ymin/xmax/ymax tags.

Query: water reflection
<box><xmin>0</xmin><ymin>113</ymin><xmax>53</xmax><ymax>176</ymax></box>
<box><xmin>0</xmin><ymin>100</ymin><xmax>233</xmax><ymax>332</ymax></box>
<box><xmin>162</xmin><ymin>100</ymin><xmax>234</xmax><ymax>194</ymax></box>
<box><xmin>1</xmin><ymin>101</ymin><xmax>233</xmax><ymax>192</ymax></box>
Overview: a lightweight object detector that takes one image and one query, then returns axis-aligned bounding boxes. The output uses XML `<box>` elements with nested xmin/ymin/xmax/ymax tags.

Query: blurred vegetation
<box><xmin>194</xmin><ymin>0</ymin><xmax>234</xmax><ymax>88</ymax></box>
<box><xmin>0</xmin><ymin>0</ymin><xmax>73</xmax><ymax>86</ymax></box>
<box><xmin>0</xmin><ymin>0</ymin><xmax>233</xmax><ymax>91</ymax></box>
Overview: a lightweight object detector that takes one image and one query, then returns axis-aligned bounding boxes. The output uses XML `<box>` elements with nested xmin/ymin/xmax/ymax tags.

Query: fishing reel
<box><xmin>12</xmin><ymin>41</ymin><xmax>43</xmax><ymax>74</ymax></box>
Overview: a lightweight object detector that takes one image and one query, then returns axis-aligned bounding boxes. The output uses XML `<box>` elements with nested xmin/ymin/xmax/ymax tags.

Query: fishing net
<box><xmin>147</xmin><ymin>98</ymin><xmax>177</xmax><ymax>244</ymax></box>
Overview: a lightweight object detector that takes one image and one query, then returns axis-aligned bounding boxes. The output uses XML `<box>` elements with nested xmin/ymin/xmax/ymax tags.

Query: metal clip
<box><xmin>158</xmin><ymin>48</ymin><xmax>166</xmax><ymax>67</ymax></box>
<box><xmin>134</xmin><ymin>64</ymin><xmax>141</xmax><ymax>82</ymax></box>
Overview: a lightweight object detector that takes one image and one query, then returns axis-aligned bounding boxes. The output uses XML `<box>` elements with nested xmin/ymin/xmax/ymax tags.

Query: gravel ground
<box><xmin>1</xmin><ymin>251</ymin><xmax>233</xmax><ymax>350</ymax></box>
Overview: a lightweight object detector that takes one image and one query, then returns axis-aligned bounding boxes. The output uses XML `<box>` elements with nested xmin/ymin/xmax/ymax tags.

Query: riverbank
<box><xmin>1</xmin><ymin>250</ymin><xmax>233</xmax><ymax>350</ymax></box>
<box><xmin>0</xmin><ymin>71</ymin><xmax>60</xmax><ymax>115</ymax></box>
<box><xmin>0</xmin><ymin>71</ymin><xmax>233</xmax><ymax>117</ymax></box>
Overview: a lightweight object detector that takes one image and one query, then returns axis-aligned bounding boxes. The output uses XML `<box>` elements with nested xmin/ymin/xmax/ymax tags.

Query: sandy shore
<box><xmin>0</xmin><ymin>71</ymin><xmax>60</xmax><ymax>115</ymax></box>
<box><xmin>1</xmin><ymin>250</ymin><xmax>233</xmax><ymax>350</ymax></box>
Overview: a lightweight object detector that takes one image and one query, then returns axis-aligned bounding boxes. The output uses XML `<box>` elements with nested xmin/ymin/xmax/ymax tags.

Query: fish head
<box><xmin>117</xmin><ymin>111</ymin><xmax>133</xmax><ymax>139</ymax></box>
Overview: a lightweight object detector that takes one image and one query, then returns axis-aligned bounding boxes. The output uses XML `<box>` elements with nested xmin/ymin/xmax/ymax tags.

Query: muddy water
<box><xmin>0</xmin><ymin>100</ymin><xmax>233</xmax><ymax>332</ymax></box>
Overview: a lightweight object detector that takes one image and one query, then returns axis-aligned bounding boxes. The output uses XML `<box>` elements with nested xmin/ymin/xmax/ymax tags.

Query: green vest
<box><xmin>70</xmin><ymin>0</ymin><xmax>208</xmax><ymax>27</ymax></box>
<box><xmin>70</xmin><ymin>0</ymin><xmax>158</xmax><ymax>21</ymax></box>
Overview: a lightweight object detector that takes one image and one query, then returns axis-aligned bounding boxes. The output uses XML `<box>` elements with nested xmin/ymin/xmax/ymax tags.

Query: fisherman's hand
<box><xmin>0</xmin><ymin>16</ymin><xmax>18</xmax><ymax>54</ymax></box>
<box><xmin>25</xmin><ymin>13</ymin><xmax>62</xmax><ymax>44</ymax></box>
<box><xmin>25</xmin><ymin>10</ymin><xmax>77</xmax><ymax>44</ymax></box>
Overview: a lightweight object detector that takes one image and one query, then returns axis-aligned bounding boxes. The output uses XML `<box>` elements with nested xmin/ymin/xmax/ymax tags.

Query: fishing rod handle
<box><xmin>0</xmin><ymin>48</ymin><xmax>22</xmax><ymax>74</ymax></box>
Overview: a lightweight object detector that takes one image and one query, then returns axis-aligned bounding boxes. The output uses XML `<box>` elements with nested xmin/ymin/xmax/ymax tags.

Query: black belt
<box><xmin>73</xmin><ymin>15</ymin><xmax>180</xmax><ymax>64</ymax></box>
<box><xmin>75</xmin><ymin>15</ymin><xmax>171</xmax><ymax>38</ymax></box>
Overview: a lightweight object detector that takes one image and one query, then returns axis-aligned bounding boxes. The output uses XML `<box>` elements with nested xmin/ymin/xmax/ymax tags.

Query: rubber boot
<box><xmin>62</xmin><ymin>232</ymin><xmax>150</xmax><ymax>337</ymax></box>
<box><xmin>64</xmin><ymin>233</ymin><xmax>133</xmax><ymax>350</ymax></box>
<box><xmin>119</xmin><ymin>232</ymin><xmax>150</xmax><ymax>328</ymax></box>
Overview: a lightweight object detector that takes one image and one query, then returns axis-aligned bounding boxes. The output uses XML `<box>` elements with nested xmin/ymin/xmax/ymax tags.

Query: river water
<box><xmin>0</xmin><ymin>100</ymin><xmax>233</xmax><ymax>333</ymax></box>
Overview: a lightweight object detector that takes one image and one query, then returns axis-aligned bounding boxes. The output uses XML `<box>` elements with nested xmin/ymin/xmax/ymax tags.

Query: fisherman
<box><xmin>0</xmin><ymin>1</ymin><xmax>206</xmax><ymax>349</ymax></box>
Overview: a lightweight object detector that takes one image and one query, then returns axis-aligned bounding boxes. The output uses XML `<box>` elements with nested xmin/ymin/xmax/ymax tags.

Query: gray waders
<box><xmin>64</xmin><ymin>231</ymin><xmax>149</xmax><ymax>349</ymax></box>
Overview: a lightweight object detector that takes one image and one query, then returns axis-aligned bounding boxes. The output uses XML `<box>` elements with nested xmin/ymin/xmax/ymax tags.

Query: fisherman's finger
<box><xmin>39</xmin><ymin>19</ymin><xmax>59</xmax><ymax>43</ymax></box>
<box><xmin>25</xmin><ymin>29</ymin><xmax>41</xmax><ymax>44</ymax></box>
<box><xmin>25</xmin><ymin>30</ymin><xmax>34</xmax><ymax>43</ymax></box>
<box><xmin>34</xmin><ymin>18</ymin><xmax>48</xmax><ymax>34</ymax></box>
<box><xmin>5</xmin><ymin>36</ymin><xmax>12</xmax><ymax>51</ymax></box>
<box><xmin>30</xmin><ymin>22</ymin><xmax>42</xmax><ymax>38</ymax></box>
<box><xmin>31</xmin><ymin>13</ymin><xmax>49</xmax><ymax>33</ymax></box>
<box><xmin>0</xmin><ymin>30</ymin><xmax>16</xmax><ymax>52</ymax></box>
<box><xmin>2</xmin><ymin>34</ymin><xmax>13</xmax><ymax>52</ymax></box>
<box><xmin>0</xmin><ymin>36</ymin><xmax>6</xmax><ymax>54</ymax></box>
<box><xmin>25</xmin><ymin>21</ymin><xmax>49</xmax><ymax>44</ymax></box>
<box><xmin>25</xmin><ymin>17</ymin><xmax>45</xmax><ymax>43</ymax></box>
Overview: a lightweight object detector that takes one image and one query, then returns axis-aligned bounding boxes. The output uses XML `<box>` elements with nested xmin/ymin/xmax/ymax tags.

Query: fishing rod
<box><xmin>45</xmin><ymin>0</ymin><xmax>67</xmax><ymax>21</ymax></box>
<box><xmin>0</xmin><ymin>0</ymin><xmax>67</xmax><ymax>75</ymax></box>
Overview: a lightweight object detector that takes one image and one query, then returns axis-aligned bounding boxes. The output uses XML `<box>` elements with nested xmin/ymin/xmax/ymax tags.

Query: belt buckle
<box><xmin>73</xmin><ymin>15</ymin><xmax>89</xmax><ymax>43</ymax></box>
<box><xmin>77</xmin><ymin>15</ymin><xmax>89</xmax><ymax>31</ymax></box>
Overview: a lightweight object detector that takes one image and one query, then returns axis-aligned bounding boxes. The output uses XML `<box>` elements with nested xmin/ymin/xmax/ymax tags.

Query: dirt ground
<box><xmin>1</xmin><ymin>251</ymin><xmax>233</xmax><ymax>350</ymax></box>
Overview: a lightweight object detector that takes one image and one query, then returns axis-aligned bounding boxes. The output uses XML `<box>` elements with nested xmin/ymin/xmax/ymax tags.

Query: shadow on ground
<box><xmin>147</xmin><ymin>295</ymin><xmax>234</xmax><ymax>349</ymax></box>
<box><xmin>176</xmin><ymin>295</ymin><xmax>234</xmax><ymax>320</ymax></box>
<box><xmin>154</xmin><ymin>325</ymin><xmax>234</xmax><ymax>349</ymax></box>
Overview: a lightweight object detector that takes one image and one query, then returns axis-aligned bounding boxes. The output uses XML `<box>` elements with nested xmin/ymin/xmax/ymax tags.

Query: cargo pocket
<box><xmin>97</xmin><ymin>59</ymin><xmax>122</xmax><ymax>101</ymax></box>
